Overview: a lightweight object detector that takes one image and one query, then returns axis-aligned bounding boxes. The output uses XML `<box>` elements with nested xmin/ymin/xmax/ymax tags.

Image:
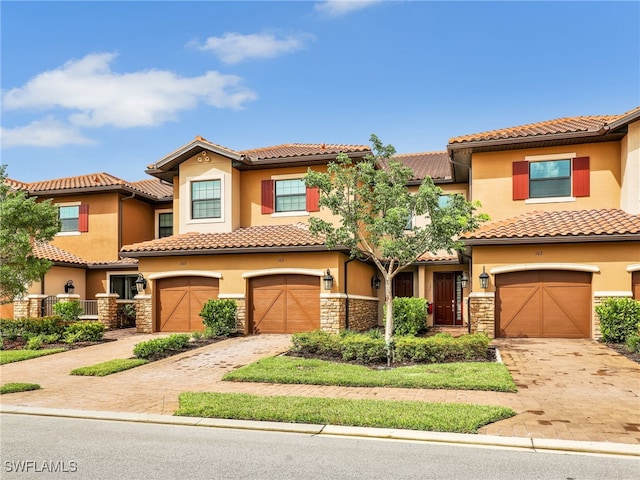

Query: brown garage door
<box><xmin>633</xmin><ymin>272</ymin><xmax>640</xmax><ymax>300</ymax></box>
<box><xmin>250</xmin><ymin>275</ymin><xmax>320</xmax><ymax>334</ymax></box>
<box><xmin>496</xmin><ymin>270</ymin><xmax>591</xmax><ymax>338</ymax></box>
<box><xmin>157</xmin><ymin>277</ymin><xmax>219</xmax><ymax>332</ymax></box>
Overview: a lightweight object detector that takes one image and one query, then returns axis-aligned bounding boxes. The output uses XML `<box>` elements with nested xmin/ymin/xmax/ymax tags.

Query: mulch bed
<box><xmin>604</xmin><ymin>342</ymin><xmax>640</xmax><ymax>365</ymax></box>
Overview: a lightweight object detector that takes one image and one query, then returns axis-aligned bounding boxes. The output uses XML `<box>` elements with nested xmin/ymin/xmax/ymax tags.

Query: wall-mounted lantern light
<box><xmin>322</xmin><ymin>269</ymin><xmax>334</xmax><ymax>291</ymax></box>
<box><xmin>460</xmin><ymin>272</ymin><xmax>469</xmax><ymax>289</ymax></box>
<box><xmin>64</xmin><ymin>280</ymin><xmax>75</xmax><ymax>294</ymax></box>
<box><xmin>479</xmin><ymin>266</ymin><xmax>490</xmax><ymax>289</ymax></box>
<box><xmin>371</xmin><ymin>273</ymin><xmax>381</xmax><ymax>290</ymax></box>
<box><xmin>135</xmin><ymin>273</ymin><xmax>147</xmax><ymax>294</ymax></box>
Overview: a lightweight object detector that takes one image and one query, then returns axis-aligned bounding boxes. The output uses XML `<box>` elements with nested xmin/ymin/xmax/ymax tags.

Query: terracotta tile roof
<box><xmin>121</xmin><ymin>223</ymin><xmax>328</xmax><ymax>255</ymax></box>
<box><xmin>88</xmin><ymin>257</ymin><xmax>139</xmax><ymax>267</ymax></box>
<box><xmin>449</xmin><ymin>106</ymin><xmax>640</xmax><ymax>145</ymax></box>
<box><xmin>240</xmin><ymin>143</ymin><xmax>370</xmax><ymax>160</ymax></box>
<box><xmin>4</xmin><ymin>178</ymin><xmax>29</xmax><ymax>191</ymax></box>
<box><xmin>32</xmin><ymin>242</ymin><xmax>87</xmax><ymax>265</ymax></box>
<box><xmin>129</xmin><ymin>179</ymin><xmax>173</xmax><ymax>199</ymax></box>
<box><xmin>381</xmin><ymin>152</ymin><xmax>451</xmax><ymax>181</ymax></box>
<box><xmin>417</xmin><ymin>249</ymin><xmax>459</xmax><ymax>263</ymax></box>
<box><xmin>27</xmin><ymin>172</ymin><xmax>128</xmax><ymax>192</ymax></box>
<box><xmin>463</xmin><ymin>209</ymin><xmax>640</xmax><ymax>243</ymax></box>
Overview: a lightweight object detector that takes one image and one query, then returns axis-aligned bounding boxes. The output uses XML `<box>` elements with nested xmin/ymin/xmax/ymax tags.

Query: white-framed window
<box><xmin>514</xmin><ymin>153</ymin><xmax>589</xmax><ymax>203</ymax></box>
<box><xmin>108</xmin><ymin>272</ymin><xmax>139</xmax><ymax>300</ymax></box>
<box><xmin>191</xmin><ymin>179</ymin><xmax>221</xmax><ymax>219</ymax></box>
<box><xmin>59</xmin><ymin>205</ymin><xmax>79</xmax><ymax>232</ymax></box>
<box><xmin>275</xmin><ymin>179</ymin><xmax>306</xmax><ymax>212</ymax></box>
<box><xmin>529</xmin><ymin>159</ymin><xmax>571</xmax><ymax>198</ymax></box>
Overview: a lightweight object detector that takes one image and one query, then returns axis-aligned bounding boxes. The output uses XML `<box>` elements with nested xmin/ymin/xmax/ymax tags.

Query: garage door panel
<box><xmin>157</xmin><ymin>277</ymin><xmax>218</xmax><ymax>332</ymax></box>
<box><xmin>249</xmin><ymin>275</ymin><xmax>320</xmax><ymax>334</ymax></box>
<box><xmin>496</xmin><ymin>270</ymin><xmax>591</xmax><ymax>338</ymax></box>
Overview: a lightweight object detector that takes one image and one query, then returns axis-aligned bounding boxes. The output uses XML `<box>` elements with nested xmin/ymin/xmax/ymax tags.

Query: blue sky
<box><xmin>2</xmin><ymin>1</ymin><xmax>639</xmax><ymax>182</ymax></box>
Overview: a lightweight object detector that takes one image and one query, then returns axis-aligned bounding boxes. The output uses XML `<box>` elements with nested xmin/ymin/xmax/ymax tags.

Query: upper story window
<box><xmin>513</xmin><ymin>155</ymin><xmax>589</xmax><ymax>202</ymax></box>
<box><xmin>529</xmin><ymin>160</ymin><xmax>571</xmax><ymax>198</ymax></box>
<box><xmin>158</xmin><ymin>212</ymin><xmax>173</xmax><ymax>238</ymax></box>
<box><xmin>56</xmin><ymin>203</ymin><xmax>89</xmax><ymax>235</ymax></box>
<box><xmin>275</xmin><ymin>179</ymin><xmax>307</xmax><ymax>212</ymax></box>
<box><xmin>191</xmin><ymin>180</ymin><xmax>221</xmax><ymax>219</ymax></box>
<box><xmin>261</xmin><ymin>178</ymin><xmax>319</xmax><ymax>215</ymax></box>
<box><xmin>59</xmin><ymin>206</ymin><xmax>79</xmax><ymax>232</ymax></box>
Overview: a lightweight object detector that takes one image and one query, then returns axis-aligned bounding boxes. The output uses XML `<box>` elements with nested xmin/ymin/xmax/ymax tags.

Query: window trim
<box><xmin>187</xmin><ymin>176</ymin><xmax>224</xmax><ymax>224</ymax></box>
<box><xmin>55</xmin><ymin>201</ymin><xmax>81</xmax><ymax>236</ymax></box>
<box><xmin>274</xmin><ymin>178</ymin><xmax>307</xmax><ymax>214</ymax></box>
<box><xmin>263</xmin><ymin>174</ymin><xmax>319</xmax><ymax>217</ymax></box>
<box><xmin>106</xmin><ymin>271</ymin><xmax>139</xmax><ymax>300</ymax></box>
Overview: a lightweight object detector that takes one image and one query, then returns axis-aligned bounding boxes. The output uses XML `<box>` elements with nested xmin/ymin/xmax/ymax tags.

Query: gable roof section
<box><xmin>120</xmin><ymin>223</ymin><xmax>334</xmax><ymax>257</ymax></box>
<box><xmin>9</xmin><ymin>173</ymin><xmax>172</xmax><ymax>202</ymax></box>
<box><xmin>381</xmin><ymin>152</ymin><xmax>452</xmax><ymax>184</ymax></box>
<box><xmin>462</xmin><ymin>209</ymin><xmax>640</xmax><ymax>245</ymax></box>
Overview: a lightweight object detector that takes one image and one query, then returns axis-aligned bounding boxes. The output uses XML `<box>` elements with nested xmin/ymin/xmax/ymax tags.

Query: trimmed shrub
<box><xmin>53</xmin><ymin>301</ymin><xmax>84</xmax><ymax>322</ymax></box>
<box><xmin>63</xmin><ymin>321</ymin><xmax>105</xmax><ymax>343</ymax></box>
<box><xmin>291</xmin><ymin>330</ymin><xmax>341</xmax><ymax>357</ymax></box>
<box><xmin>0</xmin><ymin>317</ymin><xmax>66</xmax><ymax>339</ymax></box>
<box><xmin>199</xmin><ymin>299</ymin><xmax>237</xmax><ymax>337</ymax></box>
<box><xmin>133</xmin><ymin>334</ymin><xmax>191</xmax><ymax>360</ymax></box>
<box><xmin>394</xmin><ymin>333</ymin><xmax>491</xmax><ymax>364</ymax></box>
<box><xmin>25</xmin><ymin>335</ymin><xmax>43</xmax><ymax>350</ymax></box>
<box><xmin>596</xmin><ymin>298</ymin><xmax>640</xmax><ymax>343</ymax></box>
<box><xmin>387</xmin><ymin>297</ymin><xmax>428</xmax><ymax>336</ymax></box>
<box><xmin>340</xmin><ymin>335</ymin><xmax>387</xmax><ymax>363</ymax></box>
<box><xmin>626</xmin><ymin>333</ymin><xmax>640</xmax><ymax>354</ymax></box>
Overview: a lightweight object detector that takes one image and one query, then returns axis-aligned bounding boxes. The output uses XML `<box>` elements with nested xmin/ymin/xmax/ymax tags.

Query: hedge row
<box><xmin>133</xmin><ymin>334</ymin><xmax>191</xmax><ymax>360</ymax></box>
<box><xmin>291</xmin><ymin>330</ymin><xmax>491</xmax><ymax>364</ymax></box>
<box><xmin>1</xmin><ymin>317</ymin><xmax>105</xmax><ymax>348</ymax></box>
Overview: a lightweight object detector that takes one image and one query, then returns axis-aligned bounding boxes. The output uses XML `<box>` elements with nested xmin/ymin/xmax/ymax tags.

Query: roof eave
<box><xmin>150</xmin><ymin>140</ymin><xmax>244</xmax><ymax>175</ymax></box>
<box><xmin>27</xmin><ymin>184</ymin><xmax>160</xmax><ymax>202</ymax></box>
<box><xmin>462</xmin><ymin>234</ymin><xmax>639</xmax><ymax>246</ymax></box>
<box><xmin>447</xmin><ymin>129</ymin><xmax>606</xmax><ymax>152</ymax></box>
<box><xmin>120</xmin><ymin>245</ymin><xmax>347</xmax><ymax>258</ymax></box>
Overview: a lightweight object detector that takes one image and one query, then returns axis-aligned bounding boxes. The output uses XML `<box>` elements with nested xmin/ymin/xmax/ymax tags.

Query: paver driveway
<box><xmin>1</xmin><ymin>332</ymin><xmax>639</xmax><ymax>444</ymax></box>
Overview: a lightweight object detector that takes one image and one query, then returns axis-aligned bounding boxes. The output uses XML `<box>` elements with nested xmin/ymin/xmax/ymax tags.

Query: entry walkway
<box><xmin>1</xmin><ymin>333</ymin><xmax>639</xmax><ymax>444</ymax></box>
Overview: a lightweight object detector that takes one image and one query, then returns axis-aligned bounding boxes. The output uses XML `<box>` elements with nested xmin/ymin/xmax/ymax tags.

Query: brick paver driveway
<box><xmin>2</xmin><ymin>332</ymin><xmax>639</xmax><ymax>444</ymax></box>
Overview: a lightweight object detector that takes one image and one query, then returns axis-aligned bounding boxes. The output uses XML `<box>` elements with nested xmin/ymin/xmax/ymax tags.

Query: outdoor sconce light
<box><xmin>479</xmin><ymin>266</ymin><xmax>490</xmax><ymax>289</ymax></box>
<box><xmin>460</xmin><ymin>272</ymin><xmax>469</xmax><ymax>289</ymax></box>
<box><xmin>322</xmin><ymin>269</ymin><xmax>334</xmax><ymax>291</ymax></box>
<box><xmin>64</xmin><ymin>280</ymin><xmax>75</xmax><ymax>294</ymax></box>
<box><xmin>371</xmin><ymin>273</ymin><xmax>381</xmax><ymax>290</ymax></box>
<box><xmin>135</xmin><ymin>273</ymin><xmax>147</xmax><ymax>294</ymax></box>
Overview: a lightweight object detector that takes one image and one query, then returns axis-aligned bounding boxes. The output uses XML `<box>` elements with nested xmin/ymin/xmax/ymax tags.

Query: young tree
<box><xmin>0</xmin><ymin>165</ymin><xmax>60</xmax><ymax>304</ymax></box>
<box><xmin>305</xmin><ymin>135</ymin><xmax>487</xmax><ymax>363</ymax></box>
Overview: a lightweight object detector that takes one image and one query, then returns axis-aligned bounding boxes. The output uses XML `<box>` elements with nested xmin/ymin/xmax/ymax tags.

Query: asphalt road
<box><xmin>1</xmin><ymin>414</ymin><xmax>638</xmax><ymax>480</ymax></box>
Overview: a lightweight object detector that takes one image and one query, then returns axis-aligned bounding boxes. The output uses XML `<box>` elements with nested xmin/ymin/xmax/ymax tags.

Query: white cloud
<box><xmin>0</xmin><ymin>117</ymin><xmax>94</xmax><ymax>148</ymax></box>
<box><xmin>2</xmin><ymin>53</ymin><xmax>258</xmax><ymax>130</ymax></box>
<box><xmin>192</xmin><ymin>32</ymin><xmax>313</xmax><ymax>64</ymax></box>
<box><xmin>314</xmin><ymin>0</ymin><xmax>383</xmax><ymax>17</ymax></box>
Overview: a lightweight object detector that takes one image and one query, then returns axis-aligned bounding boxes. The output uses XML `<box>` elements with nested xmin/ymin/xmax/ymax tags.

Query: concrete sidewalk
<box><xmin>1</xmin><ymin>332</ymin><xmax>639</xmax><ymax>451</ymax></box>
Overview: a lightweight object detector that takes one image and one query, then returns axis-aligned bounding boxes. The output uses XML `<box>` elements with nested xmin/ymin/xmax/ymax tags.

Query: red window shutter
<box><xmin>306</xmin><ymin>186</ymin><xmax>320</xmax><ymax>212</ymax></box>
<box><xmin>572</xmin><ymin>157</ymin><xmax>590</xmax><ymax>197</ymax></box>
<box><xmin>78</xmin><ymin>204</ymin><xmax>89</xmax><ymax>232</ymax></box>
<box><xmin>261</xmin><ymin>180</ymin><xmax>274</xmax><ymax>214</ymax></box>
<box><xmin>512</xmin><ymin>161</ymin><xmax>529</xmax><ymax>200</ymax></box>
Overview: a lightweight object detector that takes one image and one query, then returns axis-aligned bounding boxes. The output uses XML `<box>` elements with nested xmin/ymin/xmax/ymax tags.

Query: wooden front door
<box><xmin>393</xmin><ymin>272</ymin><xmax>414</xmax><ymax>297</ymax></box>
<box><xmin>434</xmin><ymin>272</ymin><xmax>455</xmax><ymax>326</ymax></box>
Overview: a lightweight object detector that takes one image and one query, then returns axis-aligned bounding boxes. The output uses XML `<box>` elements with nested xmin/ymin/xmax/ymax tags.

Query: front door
<box><xmin>393</xmin><ymin>272</ymin><xmax>414</xmax><ymax>297</ymax></box>
<box><xmin>434</xmin><ymin>272</ymin><xmax>455</xmax><ymax>326</ymax></box>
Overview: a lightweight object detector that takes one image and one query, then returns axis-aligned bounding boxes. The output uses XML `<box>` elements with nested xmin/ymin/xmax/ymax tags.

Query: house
<box><xmin>5</xmin><ymin>173</ymin><xmax>172</xmax><ymax>322</ymax></box>
<box><xmin>450</xmin><ymin>107</ymin><xmax>640</xmax><ymax>339</ymax></box>
<box><xmin>8</xmin><ymin>106</ymin><xmax>639</xmax><ymax>340</ymax></box>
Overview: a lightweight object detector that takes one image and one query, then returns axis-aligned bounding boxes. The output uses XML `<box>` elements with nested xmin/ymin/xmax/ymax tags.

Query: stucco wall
<box><xmin>620</xmin><ymin>120</ymin><xmax>640</xmax><ymax>214</ymax></box>
<box><xmin>28</xmin><ymin>265</ymin><xmax>86</xmax><ymax>298</ymax></box>
<box><xmin>471</xmin><ymin>142</ymin><xmax>622</xmax><ymax>221</ymax></box>
<box><xmin>121</xmin><ymin>197</ymin><xmax>155</xmax><ymax>247</ymax></box>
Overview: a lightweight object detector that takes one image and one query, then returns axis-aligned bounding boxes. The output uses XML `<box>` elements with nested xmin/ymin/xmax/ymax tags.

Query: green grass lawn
<box><xmin>0</xmin><ymin>348</ymin><xmax>66</xmax><ymax>365</ymax></box>
<box><xmin>1</xmin><ymin>382</ymin><xmax>41</xmax><ymax>395</ymax></box>
<box><xmin>222</xmin><ymin>356</ymin><xmax>517</xmax><ymax>392</ymax></box>
<box><xmin>176</xmin><ymin>392</ymin><xmax>516</xmax><ymax>433</ymax></box>
<box><xmin>70</xmin><ymin>358</ymin><xmax>148</xmax><ymax>376</ymax></box>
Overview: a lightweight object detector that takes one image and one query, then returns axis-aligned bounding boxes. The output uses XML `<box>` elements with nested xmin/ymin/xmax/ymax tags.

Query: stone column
<box><xmin>134</xmin><ymin>294</ymin><xmax>153</xmax><ymax>333</ymax></box>
<box><xmin>469</xmin><ymin>292</ymin><xmax>495</xmax><ymax>338</ymax></box>
<box><xmin>320</xmin><ymin>295</ymin><xmax>346</xmax><ymax>334</ymax></box>
<box><xmin>235</xmin><ymin>298</ymin><xmax>246</xmax><ymax>333</ymax></box>
<box><xmin>13</xmin><ymin>298</ymin><xmax>29</xmax><ymax>319</ymax></box>
<box><xmin>96</xmin><ymin>293</ymin><xmax>119</xmax><ymax>329</ymax></box>
<box><xmin>28</xmin><ymin>294</ymin><xmax>49</xmax><ymax>318</ymax></box>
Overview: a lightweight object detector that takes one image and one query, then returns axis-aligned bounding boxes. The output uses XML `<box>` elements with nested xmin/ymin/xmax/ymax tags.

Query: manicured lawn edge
<box><xmin>0</xmin><ymin>348</ymin><xmax>66</xmax><ymax>365</ymax></box>
<box><xmin>1</xmin><ymin>383</ymin><xmax>41</xmax><ymax>395</ymax></box>
<box><xmin>70</xmin><ymin>358</ymin><xmax>149</xmax><ymax>376</ymax></box>
<box><xmin>223</xmin><ymin>356</ymin><xmax>518</xmax><ymax>392</ymax></box>
<box><xmin>176</xmin><ymin>392</ymin><xmax>516</xmax><ymax>433</ymax></box>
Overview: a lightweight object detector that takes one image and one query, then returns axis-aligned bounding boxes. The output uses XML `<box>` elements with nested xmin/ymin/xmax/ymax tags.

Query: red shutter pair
<box><xmin>512</xmin><ymin>157</ymin><xmax>590</xmax><ymax>200</ymax></box>
<box><xmin>260</xmin><ymin>180</ymin><xmax>320</xmax><ymax>213</ymax></box>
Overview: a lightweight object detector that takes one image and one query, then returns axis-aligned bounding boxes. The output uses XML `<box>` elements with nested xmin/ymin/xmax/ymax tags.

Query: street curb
<box><xmin>2</xmin><ymin>405</ymin><xmax>639</xmax><ymax>457</ymax></box>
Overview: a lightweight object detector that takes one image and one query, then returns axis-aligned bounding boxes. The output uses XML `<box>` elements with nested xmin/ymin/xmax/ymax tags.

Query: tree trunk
<box><xmin>384</xmin><ymin>276</ymin><xmax>393</xmax><ymax>366</ymax></box>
